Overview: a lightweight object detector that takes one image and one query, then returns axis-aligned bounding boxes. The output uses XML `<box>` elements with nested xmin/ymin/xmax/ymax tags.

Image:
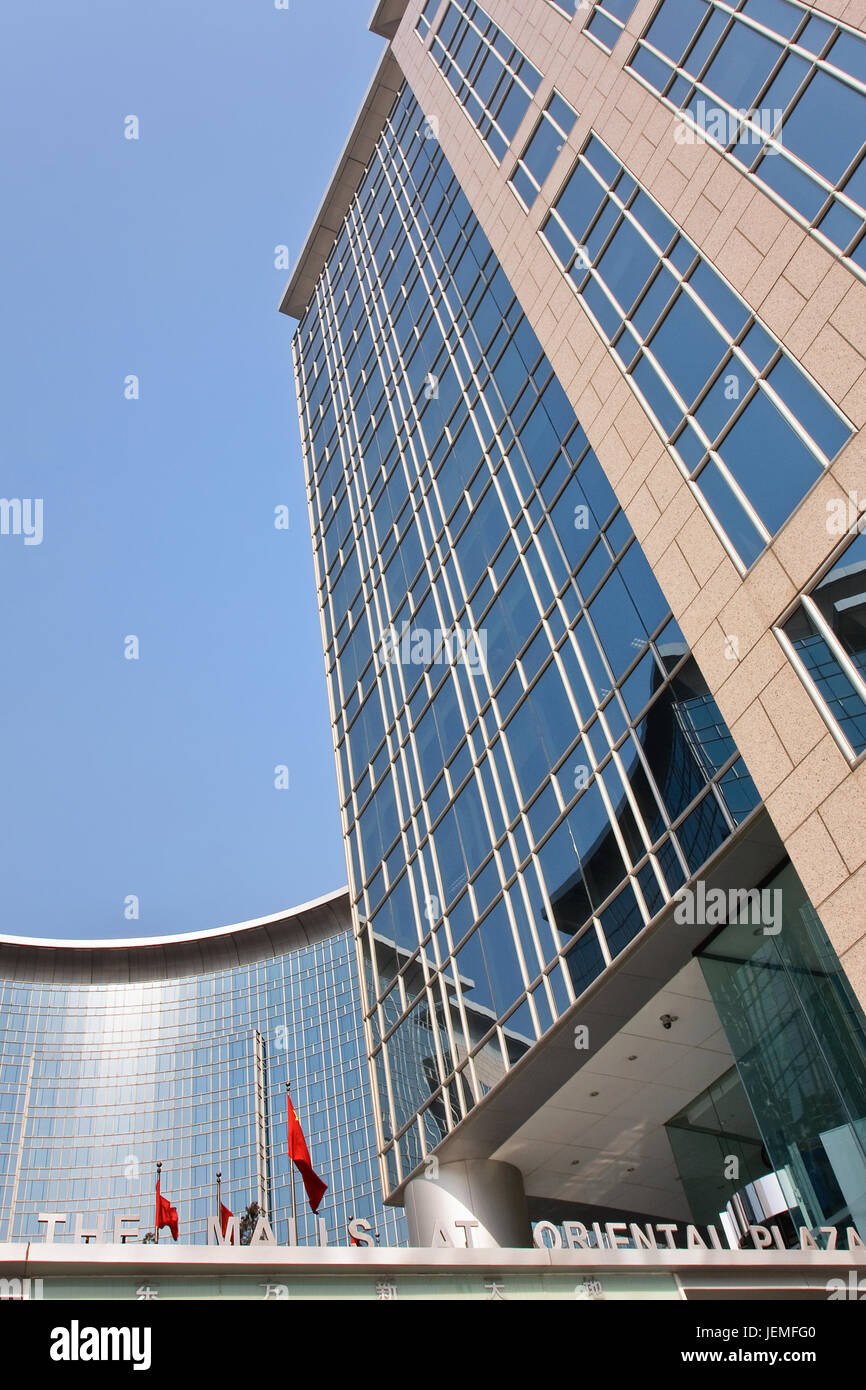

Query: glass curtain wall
<box><xmin>293</xmin><ymin>84</ymin><xmax>761</xmax><ymax>1195</ymax></box>
<box><xmin>697</xmin><ymin>860</ymin><xmax>866</xmax><ymax>1239</ymax></box>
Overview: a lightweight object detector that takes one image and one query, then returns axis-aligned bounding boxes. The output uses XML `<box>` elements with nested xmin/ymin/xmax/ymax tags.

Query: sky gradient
<box><xmin>0</xmin><ymin>0</ymin><xmax>382</xmax><ymax>939</ymax></box>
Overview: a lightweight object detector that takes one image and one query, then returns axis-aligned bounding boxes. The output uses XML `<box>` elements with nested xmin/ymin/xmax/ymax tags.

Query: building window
<box><xmin>416</xmin><ymin>0</ymin><xmax>442</xmax><ymax>40</ymax></box>
<box><xmin>776</xmin><ymin>523</ymin><xmax>866</xmax><ymax>761</ymax></box>
<box><xmin>541</xmin><ymin>133</ymin><xmax>852</xmax><ymax>571</ymax></box>
<box><xmin>428</xmin><ymin>0</ymin><xmax>542</xmax><ymax>162</ymax></box>
<box><xmin>585</xmin><ymin>0</ymin><xmax>642</xmax><ymax>52</ymax></box>
<box><xmin>627</xmin><ymin>0</ymin><xmax>866</xmax><ymax>275</ymax></box>
<box><xmin>509</xmin><ymin>91</ymin><xmax>579</xmax><ymax>209</ymax></box>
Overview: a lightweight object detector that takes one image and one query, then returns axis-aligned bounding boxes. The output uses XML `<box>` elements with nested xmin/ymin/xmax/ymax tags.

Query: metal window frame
<box><xmin>426</xmin><ymin>0</ymin><xmax>542</xmax><ymax>164</ymax></box>
<box><xmin>627</xmin><ymin>0</ymin><xmax>866</xmax><ymax>278</ymax></box>
<box><xmin>584</xmin><ymin>0</ymin><xmax>641</xmax><ymax>55</ymax></box>
<box><xmin>540</xmin><ymin>132</ymin><xmax>852</xmax><ymax>573</ymax></box>
<box><xmin>773</xmin><ymin>515</ymin><xmax>866</xmax><ymax>767</ymax></box>
<box><xmin>508</xmin><ymin>88</ymin><xmax>580</xmax><ymax>210</ymax></box>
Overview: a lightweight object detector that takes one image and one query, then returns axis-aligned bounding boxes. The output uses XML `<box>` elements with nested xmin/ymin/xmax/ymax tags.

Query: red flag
<box><xmin>155</xmin><ymin>1176</ymin><xmax>179</xmax><ymax>1241</ymax></box>
<box><xmin>287</xmin><ymin>1094</ymin><xmax>327</xmax><ymax>1213</ymax></box>
<box><xmin>220</xmin><ymin>1202</ymin><xmax>234</xmax><ymax>1242</ymax></box>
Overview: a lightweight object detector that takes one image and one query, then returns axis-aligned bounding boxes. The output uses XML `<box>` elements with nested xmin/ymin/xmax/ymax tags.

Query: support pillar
<box><xmin>404</xmin><ymin>1159</ymin><xmax>531</xmax><ymax>1248</ymax></box>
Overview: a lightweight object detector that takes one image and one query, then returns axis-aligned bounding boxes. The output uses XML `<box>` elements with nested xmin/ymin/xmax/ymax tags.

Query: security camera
<box><xmin>660</xmin><ymin>1014</ymin><xmax>678</xmax><ymax>1030</ymax></box>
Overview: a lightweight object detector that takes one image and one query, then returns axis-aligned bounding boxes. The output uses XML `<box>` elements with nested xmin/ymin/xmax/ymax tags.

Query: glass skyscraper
<box><xmin>283</xmin><ymin>0</ymin><xmax>866</xmax><ymax>1245</ymax></box>
<box><xmin>0</xmin><ymin>893</ymin><xmax>405</xmax><ymax>1248</ymax></box>
<box><xmin>293</xmin><ymin>85</ymin><xmax>763</xmax><ymax>1194</ymax></box>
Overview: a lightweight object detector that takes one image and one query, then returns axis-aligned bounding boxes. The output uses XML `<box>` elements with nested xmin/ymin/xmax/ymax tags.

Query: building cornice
<box><xmin>0</xmin><ymin>887</ymin><xmax>351</xmax><ymax>985</ymax></box>
<box><xmin>369</xmin><ymin>0</ymin><xmax>411</xmax><ymax>39</ymax></box>
<box><xmin>1</xmin><ymin>1242</ymin><xmax>863</xmax><ymax>1277</ymax></box>
<box><xmin>279</xmin><ymin>48</ymin><xmax>405</xmax><ymax>320</ymax></box>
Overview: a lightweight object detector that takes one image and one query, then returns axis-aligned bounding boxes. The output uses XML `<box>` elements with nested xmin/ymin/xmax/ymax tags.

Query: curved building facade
<box><xmin>0</xmin><ymin>891</ymin><xmax>406</xmax><ymax>1248</ymax></box>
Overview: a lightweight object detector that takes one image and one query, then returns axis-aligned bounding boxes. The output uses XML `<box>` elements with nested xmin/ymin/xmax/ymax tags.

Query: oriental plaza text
<box><xmin>29</xmin><ymin>1210</ymin><xmax>865</xmax><ymax>1252</ymax></box>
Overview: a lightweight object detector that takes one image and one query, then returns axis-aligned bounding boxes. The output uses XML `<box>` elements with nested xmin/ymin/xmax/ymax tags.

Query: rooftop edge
<box><xmin>279</xmin><ymin>47</ymin><xmax>405</xmax><ymax>321</ymax></box>
<box><xmin>0</xmin><ymin>889</ymin><xmax>353</xmax><ymax>984</ymax></box>
<box><xmin>369</xmin><ymin>0</ymin><xmax>411</xmax><ymax>39</ymax></box>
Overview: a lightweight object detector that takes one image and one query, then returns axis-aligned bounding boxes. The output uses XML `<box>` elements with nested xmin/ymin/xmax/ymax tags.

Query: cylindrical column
<box><xmin>404</xmin><ymin>1159</ymin><xmax>531</xmax><ymax>1248</ymax></box>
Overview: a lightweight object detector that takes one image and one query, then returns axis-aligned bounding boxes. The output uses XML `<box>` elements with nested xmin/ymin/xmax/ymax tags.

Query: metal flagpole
<box><xmin>286</xmin><ymin>1082</ymin><xmax>298</xmax><ymax>1241</ymax></box>
<box><xmin>216</xmin><ymin>1170</ymin><xmax>222</xmax><ymax>1234</ymax></box>
<box><xmin>155</xmin><ymin>1161</ymin><xmax>161</xmax><ymax>1245</ymax></box>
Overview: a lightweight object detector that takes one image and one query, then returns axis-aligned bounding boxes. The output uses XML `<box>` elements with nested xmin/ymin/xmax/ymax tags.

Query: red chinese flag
<box><xmin>155</xmin><ymin>1177</ymin><xmax>179</xmax><ymax>1241</ymax></box>
<box><xmin>220</xmin><ymin>1203</ymin><xmax>234</xmax><ymax>1242</ymax></box>
<box><xmin>287</xmin><ymin>1094</ymin><xmax>327</xmax><ymax>1213</ymax></box>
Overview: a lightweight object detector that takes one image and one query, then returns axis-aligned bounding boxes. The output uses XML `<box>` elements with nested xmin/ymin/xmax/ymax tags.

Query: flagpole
<box><xmin>216</xmin><ymin>1170</ymin><xmax>221</xmax><ymax>1232</ymax></box>
<box><xmin>286</xmin><ymin>1081</ymin><xmax>298</xmax><ymax>1241</ymax></box>
<box><xmin>155</xmin><ymin>1160</ymin><xmax>161</xmax><ymax>1245</ymax></box>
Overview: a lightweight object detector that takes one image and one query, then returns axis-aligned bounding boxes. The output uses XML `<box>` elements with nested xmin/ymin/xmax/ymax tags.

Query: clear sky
<box><xmin>0</xmin><ymin>0</ymin><xmax>382</xmax><ymax>939</ymax></box>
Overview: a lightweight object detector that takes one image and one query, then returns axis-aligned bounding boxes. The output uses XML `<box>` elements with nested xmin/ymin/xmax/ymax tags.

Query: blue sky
<box><xmin>0</xmin><ymin>0</ymin><xmax>382</xmax><ymax>939</ymax></box>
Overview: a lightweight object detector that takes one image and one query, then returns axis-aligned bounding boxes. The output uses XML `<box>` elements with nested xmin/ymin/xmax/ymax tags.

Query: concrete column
<box><xmin>404</xmin><ymin>1158</ymin><xmax>532</xmax><ymax>1248</ymax></box>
